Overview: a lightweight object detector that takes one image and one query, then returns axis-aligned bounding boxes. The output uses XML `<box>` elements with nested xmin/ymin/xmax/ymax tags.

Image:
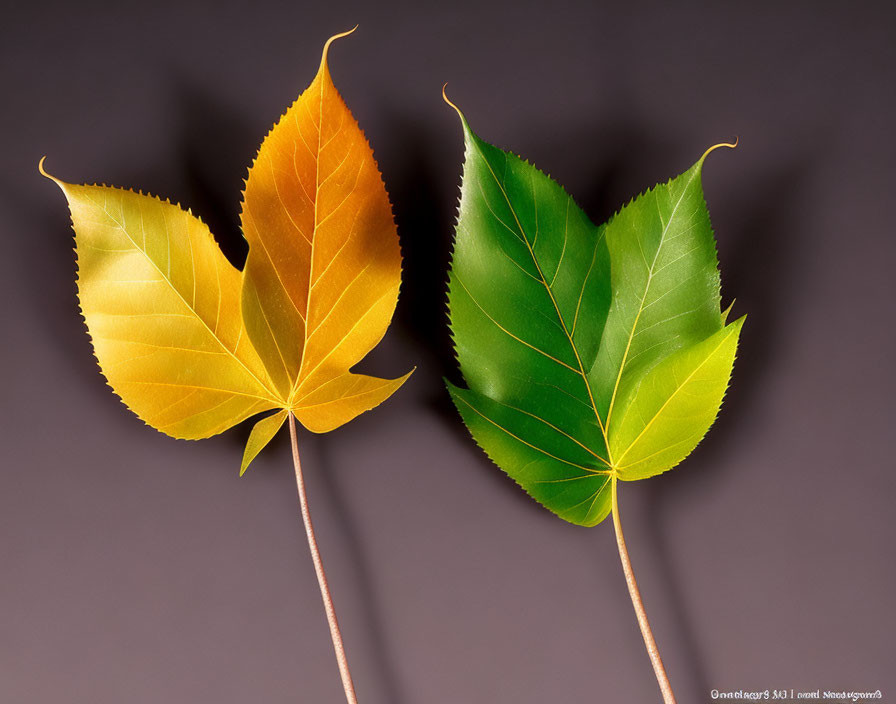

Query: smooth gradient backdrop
<box><xmin>2</xmin><ymin>1</ymin><xmax>894</xmax><ymax>702</ymax></box>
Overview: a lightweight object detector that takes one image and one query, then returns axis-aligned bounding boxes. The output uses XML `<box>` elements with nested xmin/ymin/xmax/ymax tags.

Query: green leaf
<box><xmin>609</xmin><ymin>317</ymin><xmax>744</xmax><ymax>481</ymax></box>
<box><xmin>590</xmin><ymin>153</ymin><xmax>725</xmax><ymax>424</ymax></box>
<box><xmin>447</xmin><ymin>381</ymin><xmax>612</xmax><ymax>526</ymax></box>
<box><xmin>446</xmin><ymin>103</ymin><xmax>741</xmax><ymax>527</ymax></box>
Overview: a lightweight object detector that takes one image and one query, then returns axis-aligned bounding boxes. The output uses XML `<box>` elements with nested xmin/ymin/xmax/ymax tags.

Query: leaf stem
<box><xmin>611</xmin><ymin>475</ymin><xmax>676</xmax><ymax>704</ymax></box>
<box><xmin>288</xmin><ymin>413</ymin><xmax>359</xmax><ymax>704</ymax></box>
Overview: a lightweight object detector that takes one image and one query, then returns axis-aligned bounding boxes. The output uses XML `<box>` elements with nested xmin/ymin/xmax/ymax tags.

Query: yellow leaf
<box><xmin>293</xmin><ymin>370</ymin><xmax>414</xmax><ymax>433</ymax></box>
<box><xmin>241</xmin><ymin>409</ymin><xmax>288</xmax><ymax>475</ymax></box>
<box><xmin>42</xmin><ymin>29</ymin><xmax>411</xmax><ymax>466</ymax></box>
<box><xmin>41</xmin><ymin>165</ymin><xmax>282</xmax><ymax>439</ymax></box>
<box><xmin>240</xmin><ymin>28</ymin><xmax>410</xmax><ymax>430</ymax></box>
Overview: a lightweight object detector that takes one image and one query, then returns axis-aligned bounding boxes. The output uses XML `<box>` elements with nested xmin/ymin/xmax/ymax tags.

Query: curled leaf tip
<box><xmin>320</xmin><ymin>25</ymin><xmax>358</xmax><ymax>74</ymax></box>
<box><xmin>700</xmin><ymin>138</ymin><xmax>738</xmax><ymax>163</ymax></box>
<box><xmin>441</xmin><ymin>83</ymin><xmax>459</xmax><ymax>112</ymax></box>
<box><xmin>441</xmin><ymin>84</ymin><xmax>469</xmax><ymax>131</ymax></box>
<box><xmin>38</xmin><ymin>156</ymin><xmax>65</xmax><ymax>190</ymax></box>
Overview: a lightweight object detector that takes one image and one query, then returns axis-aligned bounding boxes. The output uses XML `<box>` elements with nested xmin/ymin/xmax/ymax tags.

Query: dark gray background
<box><xmin>2</xmin><ymin>0</ymin><xmax>894</xmax><ymax>702</ymax></box>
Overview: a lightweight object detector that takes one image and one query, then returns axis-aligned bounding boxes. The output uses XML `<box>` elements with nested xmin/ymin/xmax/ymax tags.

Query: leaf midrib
<box><xmin>614</xmin><ymin>325</ymin><xmax>733</xmax><ymax>469</ymax></box>
<box><xmin>602</xmin><ymin>167</ymin><xmax>701</xmax><ymax>441</ymax></box>
<box><xmin>292</xmin><ymin>69</ymin><xmax>327</xmax><ymax>407</ymax></box>
<box><xmin>471</xmin><ymin>139</ymin><xmax>611</xmax><ymax>460</ymax></box>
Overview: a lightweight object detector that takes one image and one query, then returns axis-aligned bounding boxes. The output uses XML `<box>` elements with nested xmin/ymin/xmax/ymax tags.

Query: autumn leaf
<box><xmin>38</xmin><ymin>175</ymin><xmax>283</xmax><ymax>439</ymax></box>
<box><xmin>239</xmin><ymin>31</ymin><xmax>412</xmax><ymax>433</ymax></box>
<box><xmin>42</xmin><ymin>28</ymin><xmax>412</xmax><ymax>473</ymax></box>
<box><xmin>444</xmin><ymin>96</ymin><xmax>743</xmax><ymax>527</ymax></box>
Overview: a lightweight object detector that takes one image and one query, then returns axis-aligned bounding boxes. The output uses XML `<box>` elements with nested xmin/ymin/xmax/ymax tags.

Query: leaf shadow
<box><xmin>309</xmin><ymin>430</ymin><xmax>409</xmax><ymax>704</ymax></box>
<box><xmin>7</xmin><ymin>185</ymin><xmax>102</xmax><ymax>374</ymax></box>
<box><xmin>384</xmin><ymin>112</ymin><xmax>470</xmax><ymax>426</ymax></box>
<box><xmin>548</xmin><ymin>119</ymin><xmax>681</xmax><ymax>230</ymax></box>
<box><xmin>3</xmin><ymin>71</ymin><xmax>260</xmax><ymax>414</ymax></box>
<box><xmin>383</xmin><ymin>110</ymin><xmax>566</xmax><ymax>516</ymax></box>
<box><xmin>713</xmin><ymin>156</ymin><xmax>814</xmax><ymax>430</ymax></box>
<box><xmin>168</xmin><ymin>71</ymin><xmax>257</xmax><ymax>269</ymax></box>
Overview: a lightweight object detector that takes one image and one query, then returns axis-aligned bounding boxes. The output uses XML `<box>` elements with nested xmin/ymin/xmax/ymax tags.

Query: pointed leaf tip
<box><xmin>241</xmin><ymin>410</ymin><xmax>288</xmax><ymax>475</ymax></box>
<box><xmin>319</xmin><ymin>25</ymin><xmax>358</xmax><ymax>74</ymax></box>
<box><xmin>721</xmin><ymin>298</ymin><xmax>737</xmax><ymax>324</ymax></box>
